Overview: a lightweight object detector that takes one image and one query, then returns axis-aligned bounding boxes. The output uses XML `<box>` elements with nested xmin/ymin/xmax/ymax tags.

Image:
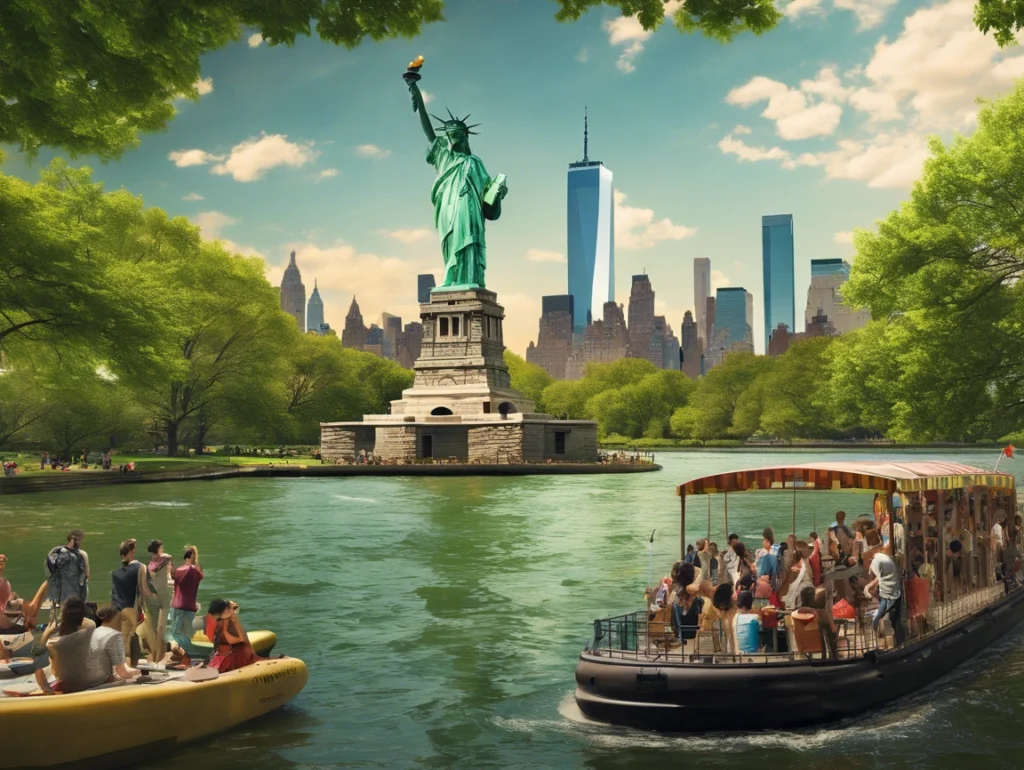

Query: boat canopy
<box><xmin>676</xmin><ymin>461</ymin><xmax>1015</xmax><ymax>497</ymax></box>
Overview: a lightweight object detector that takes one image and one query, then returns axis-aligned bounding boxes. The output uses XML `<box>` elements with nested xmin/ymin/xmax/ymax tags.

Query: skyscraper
<box><xmin>341</xmin><ymin>297</ymin><xmax>365</xmax><ymax>350</ymax></box>
<box><xmin>417</xmin><ymin>274</ymin><xmax>436</xmax><ymax>304</ymax></box>
<box><xmin>280</xmin><ymin>250</ymin><xmax>306</xmax><ymax>329</ymax></box>
<box><xmin>567</xmin><ymin>109</ymin><xmax>614</xmax><ymax>336</ymax></box>
<box><xmin>306</xmin><ymin>279</ymin><xmax>325</xmax><ymax>334</ymax></box>
<box><xmin>527</xmin><ymin>295</ymin><xmax>574</xmax><ymax>379</ymax></box>
<box><xmin>627</xmin><ymin>274</ymin><xmax>659</xmax><ymax>366</ymax></box>
<box><xmin>382</xmin><ymin>313</ymin><xmax>402</xmax><ymax>360</ymax></box>
<box><xmin>693</xmin><ymin>258</ymin><xmax>711</xmax><ymax>345</ymax></box>
<box><xmin>714</xmin><ymin>287</ymin><xmax>754</xmax><ymax>349</ymax></box>
<box><xmin>680</xmin><ymin>311</ymin><xmax>702</xmax><ymax>379</ymax></box>
<box><xmin>762</xmin><ymin>214</ymin><xmax>795</xmax><ymax>351</ymax></box>
<box><xmin>806</xmin><ymin>259</ymin><xmax>869</xmax><ymax>334</ymax></box>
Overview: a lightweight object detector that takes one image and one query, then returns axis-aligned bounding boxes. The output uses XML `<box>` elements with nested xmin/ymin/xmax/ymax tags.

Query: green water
<box><xmin>3</xmin><ymin>449</ymin><xmax>1024</xmax><ymax>769</ymax></box>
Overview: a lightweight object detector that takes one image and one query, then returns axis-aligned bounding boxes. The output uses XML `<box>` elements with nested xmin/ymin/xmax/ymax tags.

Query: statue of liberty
<box><xmin>404</xmin><ymin>57</ymin><xmax>507</xmax><ymax>290</ymax></box>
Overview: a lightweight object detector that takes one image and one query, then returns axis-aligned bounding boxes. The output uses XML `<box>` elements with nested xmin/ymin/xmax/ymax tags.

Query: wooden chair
<box><xmin>788</xmin><ymin>610</ymin><xmax>824</xmax><ymax>658</ymax></box>
<box><xmin>646</xmin><ymin>607</ymin><xmax>677</xmax><ymax>659</ymax></box>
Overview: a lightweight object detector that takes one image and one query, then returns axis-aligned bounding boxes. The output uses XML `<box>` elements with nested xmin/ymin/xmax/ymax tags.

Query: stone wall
<box><xmin>321</xmin><ymin>425</ymin><xmax>376</xmax><ymax>461</ymax></box>
<box><xmin>468</xmin><ymin>424</ymin><xmax>525</xmax><ymax>464</ymax></box>
<box><xmin>541</xmin><ymin>423</ymin><xmax>598</xmax><ymax>462</ymax></box>
<box><xmin>375</xmin><ymin>426</ymin><xmax>417</xmax><ymax>461</ymax></box>
<box><xmin>420</xmin><ymin>427</ymin><xmax>470</xmax><ymax>459</ymax></box>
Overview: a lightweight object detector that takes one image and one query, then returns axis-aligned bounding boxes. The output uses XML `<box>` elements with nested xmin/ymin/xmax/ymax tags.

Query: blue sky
<box><xmin>4</xmin><ymin>0</ymin><xmax>1023</xmax><ymax>354</ymax></box>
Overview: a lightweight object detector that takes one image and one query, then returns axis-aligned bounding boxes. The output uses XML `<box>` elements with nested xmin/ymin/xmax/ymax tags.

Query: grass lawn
<box><xmin>1</xmin><ymin>451</ymin><xmax>318</xmax><ymax>477</ymax></box>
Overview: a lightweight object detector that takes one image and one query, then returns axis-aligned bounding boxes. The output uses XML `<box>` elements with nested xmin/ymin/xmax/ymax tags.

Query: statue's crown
<box><xmin>431</xmin><ymin>108</ymin><xmax>480</xmax><ymax>136</ymax></box>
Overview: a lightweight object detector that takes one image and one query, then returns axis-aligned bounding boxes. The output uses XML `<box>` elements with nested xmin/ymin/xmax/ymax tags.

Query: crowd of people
<box><xmin>651</xmin><ymin>508</ymin><xmax>917</xmax><ymax>659</ymax></box>
<box><xmin>0</xmin><ymin>529</ymin><xmax>268</xmax><ymax>695</ymax></box>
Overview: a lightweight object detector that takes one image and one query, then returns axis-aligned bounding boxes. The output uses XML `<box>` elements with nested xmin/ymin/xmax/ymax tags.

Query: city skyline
<box><xmin>4</xmin><ymin>0</ymin><xmax>1021</xmax><ymax>356</ymax></box>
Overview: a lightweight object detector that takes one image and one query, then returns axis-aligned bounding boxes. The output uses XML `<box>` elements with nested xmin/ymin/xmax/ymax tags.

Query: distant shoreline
<box><xmin>0</xmin><ymin>461</ymin><xmax>662</xmax><ymax>496</ymax></box>
<box><xmin>599</xmin><ymin>442</ymin><xmax>1006</xmax><ymax>452</ymax></box>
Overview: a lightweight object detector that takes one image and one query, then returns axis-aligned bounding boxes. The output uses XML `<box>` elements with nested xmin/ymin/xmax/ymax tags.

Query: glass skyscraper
<box><xmin>762</xmin><ymin>214</ymin><xmax>795</xmax><ymax>351</ymax></box>
<box><xmin>567</xmin><ymin>111</ymin><xmax>614</xmax><ymax>336</ymax></box>
<box><xmin>306</xmin><ymin>279</ymin><xmax>325</xmax><ymax>334</ymax></box>
<box><xmin>715</xmin><ymin>287</ymin><xmax>753</xmax><ymax>348</ymax></box>
<box><xmin>811</xmin><ymin>258</ymin><xmax>850</xmax><ymax>281</ymax></box>
<box><xmin>417</xmin><ymin>274</ymin><xmax>436</xmax><ymax>304</ymax></box>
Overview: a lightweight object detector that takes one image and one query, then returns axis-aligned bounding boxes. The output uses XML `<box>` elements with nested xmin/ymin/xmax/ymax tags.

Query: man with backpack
<box><xmin>44</xmin><ymin>530</ymin><xmax>90</xmax><ymax>615</ymax></box>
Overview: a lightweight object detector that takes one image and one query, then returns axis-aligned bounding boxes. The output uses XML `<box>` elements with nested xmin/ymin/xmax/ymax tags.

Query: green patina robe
<box><xmin>427</xmin><ymin>136</ymin><xmax>492</xmax><ymax>288</ymax></box>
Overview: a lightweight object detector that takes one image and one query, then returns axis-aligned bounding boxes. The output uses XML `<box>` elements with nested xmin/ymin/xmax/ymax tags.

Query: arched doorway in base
<box><xmin>430</xmin><ymin>407</ymin><xmax>454</xmax><ymax>416</ymax></box>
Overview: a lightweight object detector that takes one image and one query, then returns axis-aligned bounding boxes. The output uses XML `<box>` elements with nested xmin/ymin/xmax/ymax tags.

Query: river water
<box><xmin>2</xmin><ymin>449</ymin><xmax>1023</xmax><ymax>769</ymax></box>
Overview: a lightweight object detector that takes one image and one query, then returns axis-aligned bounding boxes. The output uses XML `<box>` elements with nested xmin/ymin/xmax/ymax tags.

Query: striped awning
<box><xmin>676</xmin><ymin>461</ymin><xmax>1015</xmax><ymax>497</ymax></box>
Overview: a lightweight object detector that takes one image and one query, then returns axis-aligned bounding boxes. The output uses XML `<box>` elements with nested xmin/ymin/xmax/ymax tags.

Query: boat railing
<box><xmin>585</xmin><ymin>582</ymin><xmax>1021</xmax><ymax>665</ymax></box>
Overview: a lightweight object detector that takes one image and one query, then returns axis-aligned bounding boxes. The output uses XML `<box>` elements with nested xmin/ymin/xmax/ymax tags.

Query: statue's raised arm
<box><xmin>403</xmin><ymin>57</ymin><xmax>435</xmax><ymax>143</ymax></box>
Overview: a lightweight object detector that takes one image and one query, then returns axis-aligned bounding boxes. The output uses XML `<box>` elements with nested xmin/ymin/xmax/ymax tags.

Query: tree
<box><xmin>842</xmin><ymin>80</ymin><xmax>1024</xmax><ymax>441</ymax></box>
<box><xmin>0</xmin><ymin>160</ymin><xmax>168</xmax><ymax>363</ymax></box>
<box><xmin>586</xmin><ymin>369</ymin><xmax>695</xmax><ymax>438</ymax></box>
<box><xmin>670</xmin><ymin>353</ymin><xmax>772</xmax><ymax>441</ymax></box>
<box><xmin>755</xmin><ymin>338</ymin><xmax>835</xmax><ymax>440</ymax></box>
<box><xmin>974</xmin><ymin>0</ymin><xmax>1024</xmax><ymax>47</ymax></box>
<box><xmin>504</xmin><ymin>350</ymin><xmax>553</xmax><ymax>409</ymax></box>
<box><xmin>0</xmin><ymin>368</ymin><xmax>45</xmax><ymax>446</ymax></box>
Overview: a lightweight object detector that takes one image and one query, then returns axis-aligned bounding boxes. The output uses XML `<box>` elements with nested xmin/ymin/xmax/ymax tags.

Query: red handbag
<box><xmin>833</xmin><ymin>598</ymin><xmax>855</xmax><ymax>619</ymax></box>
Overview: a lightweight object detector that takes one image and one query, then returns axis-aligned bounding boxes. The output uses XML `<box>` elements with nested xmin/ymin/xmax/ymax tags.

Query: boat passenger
<box><xmin>864</xmin><ymin>551</ymin><xmax>905</xmax><ymax>646</ymax></box>
<box><xmin>145</xmin><ymin>540</ymin><xmax>174</xmax><ymax>661</ymax></box>
<box><xmin>32</xmin><ymin>597</ymin><xmax>97</xmax><ymax>693</ymax></box>
<box><xmin>755</xmin><ymin>529</ymin><xmax>778</xmax><ymax>583</ymax></box>
<box><xmin>111</xmin><ymin>539</ymin><xmax>159</xmax><ymax>663</ymax></box>
<box><xmin>733</xmin><ymin>591</ymin><xmax>762</xmax><ymax>655</ymax></box>
<box><xmin>723</xmin><ymin>533</ymin><xmax>740</xmax><ymax>584</ymax></box>
<box><xmin>44</xmin><ymin>530</ymin><xmax>89</xmax><ymax>612</ymax></box>
<box><xmin>992</xmin><ymin>514</ymin><xmax>1007</xmax><ymax>577</ymax></box>
<box><xmin>782</xmin><ymin>542</ymin><xmax>814</xmax><ymax>610</ymax></box>
<box><xmin>946</xmin><ymin>539</ymin><xmax>964</xmax><ymax>599</ymax></box>
<box><xmin>731</xmin><ymin>541</ymin><xmax>756</xmax><ymax>585</ymax></box>
<box><xmin>684</xmin><ymin>545</ymin><xmax>696</xmax><ymax>565</ymax></box>
<box><xmin>807</xmin><ymin>533</ymin><xmax>823</xmax><ymax>586</ymax></box>
<box><xmin>711</xmin><ymin>584</ymin><xmax>737</xmax><ymax>655</ymax></box>
<box><xmin>204</xmin><ymin>599</ymin><xmax>264</xmax><ymax>673</ymax></box>
<box><xmin>707</xmin><ymin>542</ymin><xmax>724</xmax><ymax>585</ymax></box>
<box><xmin>169</xmin><ymin>546</ymin><xmax>204</xmax><ymax>654</ymax></box>
<box><xmin>694</xmin><ymin>539</ymin><xmax>712</xmax><ymax>573</ymax></box>
<box><xmin>695</xmin><ymin>581</ymin><xmax>720</xmax><ymax>651</ymax></box>
<box><xmin>831</xmin><ymin>512</ymin><xmax>855</xmax><ymax>562</ymax></box>
<box><xmin>1</xmin><ymin>554</ymin><xmax>47</xmax><ymax>640</ymax></box>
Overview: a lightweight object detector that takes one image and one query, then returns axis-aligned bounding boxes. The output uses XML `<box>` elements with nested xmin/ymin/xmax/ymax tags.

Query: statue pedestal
<box><xmin>390</xmin><ymin>287</ymin><xmax>535</xmax><ymax>417</ymax></box>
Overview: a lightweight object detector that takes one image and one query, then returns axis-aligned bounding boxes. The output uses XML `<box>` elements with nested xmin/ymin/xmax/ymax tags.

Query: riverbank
<box><xmin>0</xmin><ymin>460</ymin><xmax>662</xmax><ymax>495</ymax></box>
<box><xmin>599</xmin><ymin>441</ymin><xmax>1007</xmax><ymax>451</ymax></box>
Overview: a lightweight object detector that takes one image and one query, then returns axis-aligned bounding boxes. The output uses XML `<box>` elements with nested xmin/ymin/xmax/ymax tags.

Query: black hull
<box><xmin>574</xmin><ymin>588</ymin><xmax>1024</xmax><ymax>732</ymax></box>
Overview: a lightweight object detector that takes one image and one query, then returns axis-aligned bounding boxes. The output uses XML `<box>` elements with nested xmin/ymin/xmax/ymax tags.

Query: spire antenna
<box><xmin>583</xmin><ymin>106</ymin><xmax>589</xmax><ymax>162</ymax></box>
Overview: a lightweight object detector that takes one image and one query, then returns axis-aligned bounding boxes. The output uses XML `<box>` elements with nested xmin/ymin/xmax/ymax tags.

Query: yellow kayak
<box><xmin>0</xmin><ymin>656</ymin><xmax>308</xmax><ymax>768</ymax></box>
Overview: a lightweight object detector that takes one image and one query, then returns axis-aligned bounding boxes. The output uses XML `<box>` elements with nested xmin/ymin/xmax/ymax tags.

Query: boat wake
<box><xmin>491</xmin><ymin>693</ymin><xmax>936</xmax><ymax>752</ymax></box>
<box><xmin>333</xmin><ymin>495</ymin><xmax>377</xmax><ymax>503</ymax></box>
<box><xmin>102</xmin><ymin>501</ymin><xmax>192</xmax><ymax>510</ymax></box>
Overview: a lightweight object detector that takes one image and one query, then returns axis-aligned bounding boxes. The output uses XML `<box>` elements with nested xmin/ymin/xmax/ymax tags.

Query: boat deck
<box><xmin>588</xmin><ymin>584</ymin><xmax>1007</xmax><ymax>666</ymax></box>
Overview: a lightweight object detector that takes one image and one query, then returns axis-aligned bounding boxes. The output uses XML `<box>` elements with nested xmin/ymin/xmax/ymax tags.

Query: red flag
<box><xmin>1003</xmin><ymin>445</ymin><xmax>1015</xmax><ymax>458</ymax></box>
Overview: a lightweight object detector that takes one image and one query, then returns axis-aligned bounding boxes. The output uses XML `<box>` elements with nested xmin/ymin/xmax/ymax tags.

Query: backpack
<box><xmin>45</xmin><ymin>546</ymin><xmax>85</xmax><ymax>602</ymax></box>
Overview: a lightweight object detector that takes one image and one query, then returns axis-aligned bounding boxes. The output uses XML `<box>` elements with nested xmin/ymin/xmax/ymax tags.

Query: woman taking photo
<box><xmin>204</xmin><ymin>599</ymin><xmax>263</xmax><ymax>673</ymax></box>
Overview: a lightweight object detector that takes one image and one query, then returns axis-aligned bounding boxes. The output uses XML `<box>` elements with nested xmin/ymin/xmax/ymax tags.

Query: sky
<box><xmin>4</xmin><ymin>0</ymin><xmax>1024</xmax><ymax>355</ymax></box>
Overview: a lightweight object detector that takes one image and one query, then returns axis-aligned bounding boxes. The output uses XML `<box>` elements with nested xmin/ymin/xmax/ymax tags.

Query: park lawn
<box><xmin>1</xmin><ymin>452</ymin><xmax>318</xmax><ymax>476</ymax></box>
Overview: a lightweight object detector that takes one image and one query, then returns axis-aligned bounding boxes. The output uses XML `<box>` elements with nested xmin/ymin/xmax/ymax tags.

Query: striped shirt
<box><xmin>48</xmin><ymin>626</ymin><xmax>123</xmax><ymax>692</ymax></box>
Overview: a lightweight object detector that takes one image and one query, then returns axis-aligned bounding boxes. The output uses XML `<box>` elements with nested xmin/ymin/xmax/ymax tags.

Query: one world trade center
<box><xmin>567</xmin><ymin>109</ymin><xmax>614</xmax><ymax>337</ymax></box>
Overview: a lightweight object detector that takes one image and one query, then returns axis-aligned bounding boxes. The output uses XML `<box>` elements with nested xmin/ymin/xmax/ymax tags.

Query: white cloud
<box><xmin>248</xmin><ymin>33</ymin><xmax>263</xmax><ymax>48</ymax></box>
<box><xmin>211</xmin><ymin>134</ymin><xmax>317</xmax><ymax>182</ymax></box>
<box><xmin>170</xmin><ymin>134</ymin><xmax>317</xmax><ymax>182</ymax></box>
<box><xmin>169</xmin><ymin>149</ymin><xmax>225</xmax><ymax>167</ymax></box>
<box><xmin>525</xmin><ymin>248</ymin><xmax>566</xmax><ymax>264</ymax></box>
<box><xmin>577</xmin><ymin>47</ymin><xmax>590</xmax><ymax>63</ymax></box>
<box><xmin>786</xmin><ymin>0</ymin><xmax>897</xmax><ymax>29</ymax></box>
<box><xmin>615</xmin><ymin>191</ymin><xmax>697</xmax><ymax>250</ymax></box>
<box><xmin>317</xmin><ymin>168</ymin><xmax>339</xmax><ymax>180</ymax></box>
<box><xmin>833</xmin><ymin>231</ymin><xmax>854</xmax><ymax>244</ymax></box>
<box><xmin>193</xmin><ymin>211</ymin><xmax>265</xmax><ymax>258</ymax></box>
<box><xmin>355</xmin><ymin>144</ymin><xmax>392</xmax><ymax>160</ymax></box>
<box><xmin>181</xmin><ymin>192</ymin><xmax>204</xmax><ymax>201</ymax></box>
<box><xmin>604</xmin><ymin>0</ymin><xmax>681</xmax><ymax>73</ymax></box>
<box><xmin>725</xmin><ymin>68</ymin><xmax>846</xmax><ymax>140</ymax></box>
<box><xmin>718</xmin><ymin>0</ymin><xmax>1024</xmax><ymax>189</ymax></box>
<box><xmin>383</xmin><ymin>228</ymin><xmax>432</xmax><ymax>244</ymax></box>
<box><xmin>420</xmin><ymin>90</ymin><xmax>434</xmax><ymax>105</ymax></box>
<box><xmin>195</xmin><ymin>77</ymin><xmax>214</xmax><ymax>96</ymax></box>
<box><xmin>710</xmin><ymin>270</ymin><xmax>730</xmax><ymax>291</ymax></box>
<box><xmin>834</xmin><ymin>0</ymin><xmax>898</xmax><ymax>31</ymax></box>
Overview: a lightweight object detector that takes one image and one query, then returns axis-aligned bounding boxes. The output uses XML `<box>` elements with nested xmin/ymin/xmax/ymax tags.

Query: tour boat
<box><xmin>0</xmin><ymin>655</ymin><xmax>308</xmax><ymax>768</ymax></box>
<box><xmin>574</xmin><ymin>461</ymin><xmax>1024</xmax><ymax>731</ymax></box>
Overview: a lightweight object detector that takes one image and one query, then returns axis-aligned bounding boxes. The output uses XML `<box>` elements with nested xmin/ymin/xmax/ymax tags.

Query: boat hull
<box><xmin>0</xmin><ymin>656</ymin><xmax>308</xmax><ymax>769</ymax></box>
<box><xmin>575</xmin><ymin>587</ymin><xmax>1024</xmax><ymax>732</ymax></box>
